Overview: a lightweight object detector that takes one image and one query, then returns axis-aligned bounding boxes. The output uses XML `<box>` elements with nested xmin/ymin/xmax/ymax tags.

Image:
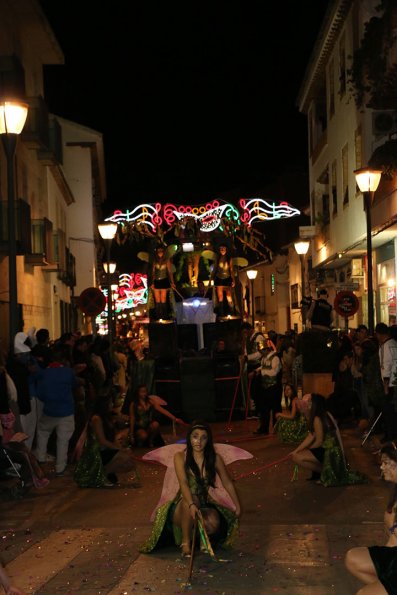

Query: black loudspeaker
<box><xmin>148</xmin><ymin>322</ymin><xmax>178</xmax><ymax>359</ymax></box>
<box><xmin>180</xmin><ymin>357</ymin><xmax>216</xmax><ymax>422</ymax></box>
<box><xmin>213</xmin><ymin>355</ymin><xmax>243</xmax><ymax>417</ymax></box>
<box><xmin>203</xmin><ymin>319</ymin><xmax>242</xmax><ymax>354</ymax></box>
<box><xmin>154</xmin><ymin>359</ymin><xmax>182</xmax><ymax>416</ymax></box>
<box><xmin>177</xmin><ymin>324</ymin><xmax>198</xmax><ymax>353</ymax></box>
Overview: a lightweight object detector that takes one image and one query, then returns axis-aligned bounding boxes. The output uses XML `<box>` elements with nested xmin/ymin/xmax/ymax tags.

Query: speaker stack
<box><xmin>203</xmin><ymin>318</ymin><xmax>242</xmax><ymax>354</ymax></box>
<box><xmin>180</xmin><ymin>356</ymin><xmax>216</xmax><ymax>422</ymax></box>
<box><xmin>148</xmin><ymin>322</ymin><xmax>178</xmax><ymax>359</ymax></box>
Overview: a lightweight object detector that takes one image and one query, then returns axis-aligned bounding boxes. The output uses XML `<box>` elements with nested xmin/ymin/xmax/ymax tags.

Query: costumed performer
<box><xmin>128</xmin><ymin>384</ymin><xmax>185</xmax><ymax>448</ymax></box>
<box><xmin>345</xmin><ymin>442</ymin><xmax>397</xmax><ymax>594</ymax></box>
<box><xmin>74</xmin><ymin>394</ymin><xmax>137</xmax><ymax>487</ymax></box>
<box><xmin>140</xmin><ymin>421</ymin><xmax>251</xmax><ymax>557</ymax></box>
<box><xmin>208</xmin><ymin>244</ymin><xmax>235</xmax><ymax>318</ymax></box>
<box><xmin>291</xmin><ymin>393</ymin><xmax>366</xmax><ymax>486</ymax></box>
<box><xmin>151</xmin><ymin>245</ymin><xmax>175</xmax><ymax>320</ymax></box>
<box><xmin>274</xmin><ymin>384</ymin><xmax>307</xmax><ymax>443</ymax></box>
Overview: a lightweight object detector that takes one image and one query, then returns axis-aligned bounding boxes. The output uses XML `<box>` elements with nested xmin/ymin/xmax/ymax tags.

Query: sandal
<box><xmin>180</xmin><ymin>542</ymin><xmax>191</xmax><ymax>558</ymax></box>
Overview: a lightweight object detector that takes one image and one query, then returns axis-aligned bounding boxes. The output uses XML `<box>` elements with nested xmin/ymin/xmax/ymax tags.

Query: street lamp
<box><xmin>98</xmin><ymin>222</ymin><xmax>118</xmax><ymax>342</ymax></box>
<box><xmin>246</xmin><ymin>269</ymin><xmax>258</xmax><ymax>327</ymax></box>
<box><xmin>354</xmin><ymin>167</ymin><xmax>382</xmax><ymax>335</ymax></box>
<box><xmin>294</xmin><ymin>240</ymin><xmax>310</xmax><ymax>330</ymax></box>
<box><xmin>0</xmin><ymin>100</ymin><xmax>29</xmax><ymax>351</ymax></box>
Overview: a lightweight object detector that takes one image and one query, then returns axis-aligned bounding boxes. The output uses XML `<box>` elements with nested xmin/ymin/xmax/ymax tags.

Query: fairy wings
<box><xmin>142</xmin><ymin>443</ymin><xmax>253</xmax><ymax>520</ymax></box>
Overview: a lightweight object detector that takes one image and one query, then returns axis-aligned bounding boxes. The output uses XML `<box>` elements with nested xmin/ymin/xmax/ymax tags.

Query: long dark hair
<box><xmin>381</xmin><ymin>443</ymin><xmax>397</xmax><ymax>513</ymax></box>
<box><xmin>132</xmin><ymin>384</ymin><xmax>149</xmax><ymax>406</ymax></box>
<box><xmin>185</xmin><ymin>421</ymin><xmax>216</xmax><ymax>488</ymax></box>
<box><xmin>121</xmin><ymin>383</ymin><xmax>149</xmax><ymax>415</ymax></box>
<box><xmin>308</xmin><ymin>393</ymin><xmax>329</xmax><ymax>434</ymax></box>
<box><xmin>284</xmin><ymin>383</ymin><xmax>297</xmax><ymax>411</ymax></box>
<box><xmin>91</xmin><ymin>395</ymin><xmax>115</xmax><ymax>442</ymax></box>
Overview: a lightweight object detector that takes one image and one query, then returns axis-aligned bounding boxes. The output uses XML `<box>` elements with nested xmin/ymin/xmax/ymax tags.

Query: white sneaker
<box><xmin>33</xmin><ymin>452</ymin><xmax>56</xmax><ymax>463</ymax></box>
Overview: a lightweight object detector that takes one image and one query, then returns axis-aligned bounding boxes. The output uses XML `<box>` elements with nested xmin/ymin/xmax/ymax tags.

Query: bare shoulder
<box><xmin>174</xmin><ymin>451</ymin><xmax>184</xmax><ymax>463</ymax></box>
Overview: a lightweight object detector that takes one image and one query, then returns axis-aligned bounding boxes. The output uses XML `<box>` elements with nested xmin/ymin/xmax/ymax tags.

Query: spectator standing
<box><xmin>35</xmin><ymin>345</ymin><xmax>80</xmax><ymax>475</ymax></box>
<box><xmin>307</xmin><ymin>289</ymin><xmax>333</xmax><ymax>331</ymax></box>
<box><xmin>375</xmin><ymin>322</ymin><xmax>397</xmax><ymax>441</ymax></box>
<box><xmin>251</xmin><ymin>345</ymin><xmax>282</xmax><ymax>435</ymax></box>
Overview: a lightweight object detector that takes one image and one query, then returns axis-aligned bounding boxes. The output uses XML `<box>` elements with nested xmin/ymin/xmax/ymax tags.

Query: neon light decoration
<box><xmin>239</xmin><ymin>198</ymin><xmax>300</xmax><ymax>225</ymax></box>
<box><xmin>163</xmin><ymin>200</ymin><xmax>240</xmax><ymax>232</ymax></box>
<box><xmin>98</xmin><ymin>273</ymin><xmax>148</xmax><ymax>315</ymax></box>
<box><xmin>115</xmin><ymin>273</ymin><xmax>148</xmax><ymax>311</ymax></box>
<box><xmin>106</xmin><ymin>204</ymin><xmax>162</xmax><ymax>231</ymax></box>
<box><xmin>104</xmin><ymin>199</ymin><xmax>300</xmax><ymax>233</ymax></box>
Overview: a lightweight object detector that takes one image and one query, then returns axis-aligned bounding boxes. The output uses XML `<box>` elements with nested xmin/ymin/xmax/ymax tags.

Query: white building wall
<box><xmin>58</xmin><ymin>118</ymin><xmax>104</xmax><ymax>298</ymax></box>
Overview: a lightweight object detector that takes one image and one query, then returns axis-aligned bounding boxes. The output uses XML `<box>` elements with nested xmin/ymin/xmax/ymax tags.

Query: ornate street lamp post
<box><xmin>354</xmin><ymin>167</ymin><xmax>382</xmax><ymax>335</ymax></box>
<box><xmin>98</xmin><ymin>222</ymin><xmax>118</xmax><ymax>343</ymax></box>
<box><xmin>294</xmin><ymin>240</ymin><xmax>310</xmax><ymax>329</ymax></box>
<box><xmin>246</xmin><ymin>269</ymin><xmax>258</xmax><ymax>327</ymax></box>
<box><xmin>0</xmin><ymin>100</ymin><xmax>29</xmax><ymax>351</ymax></box>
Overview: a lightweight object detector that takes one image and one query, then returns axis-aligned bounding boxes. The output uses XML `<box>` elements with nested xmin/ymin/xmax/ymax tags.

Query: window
<box><xmin>328</xmin><ymin>58</ymin><xmax>335</xmax><ymax>117</ymax></box>
<box><xmin>355</xmin><ymin>127</ymin><xmax>362</xmax><ymax>194</ymax></box>
<box><xmin>339</xmin><ymin>34</ymin><xmax>346</xmax><ymax>96</ymax></box>
<box><xmin>322</xmin><ymin>194</ymin><xmax>330</xmax><ymax>225</ymax></box>
<box><xmin>342</xmin><ymin>144</ymin><xmax>349</xmax><ymax>205</ymax></box>
<box><xmin>331</xmin><ymin>160</ymin><xmax>337</xmax><ymax>215</ymax></box>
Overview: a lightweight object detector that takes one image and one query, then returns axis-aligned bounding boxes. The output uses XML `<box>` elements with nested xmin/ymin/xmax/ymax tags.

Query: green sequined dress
<box><xmin>320</xmin><ymin>434</ymin><xmax>367</xmax><ymax>487</ymax></box>
<box><xmin>74</xmin><ymin>428</ymin><xmax>108</xmax><ymax>488</ymax></box>
<box><xmin>140</xmin><ymin>473</ymin><xmax>239</xmax><ymax>553</ymax></box>
<box><xmin>274</xmin><ymin>414</ymin><xmax>308</xmax><ymax>443</ymax></box>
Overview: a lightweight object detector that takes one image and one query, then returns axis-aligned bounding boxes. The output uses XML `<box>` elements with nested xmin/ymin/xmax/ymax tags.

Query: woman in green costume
<box><xmin>291</xmin><ymin>393</ymin><xmax>366</xmax><ymax>486</ymax></box>
<box><xmin>140</xmin><ymin>422</ymin><xmax>242</xmax><ymax>557</ymax></box>
<box><xmin>274</xmin><ymin>384</ymin><xmax>307</xmax><ymax>443</ymax></box>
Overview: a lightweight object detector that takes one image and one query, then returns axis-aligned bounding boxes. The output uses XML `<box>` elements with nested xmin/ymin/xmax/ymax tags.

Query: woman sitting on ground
<box><xmin>140</xmin><ymin>421</ymin><xmax>241</xmax><ymax>557</ymax></box>
<box><xmin>74</xmin><ymin>395</ymin><xmax>136</xmax><ymax>487</ymax></box>
<box><xmin>274</xmin><ymin>384</ymin><xmax>307</xmax><ymax>443</ymax></box>
<box><xmin>291</xmin><ymin>393</ymin><xmax>329</xmax><ymax>482</ymax></box>
<box><xmin>291</xmin><ymin>393</ymin><xmax>366</xmax><ymax>486</ymax></box>
<box><xmin>345</xmin><ymin>442</ymin><xmax>397</xmax><ymax>594</ymax></box>
<box><xmin>128</xmin><ymin>384</ymin><xmax>184</xmax><ymax>448</ymax></box>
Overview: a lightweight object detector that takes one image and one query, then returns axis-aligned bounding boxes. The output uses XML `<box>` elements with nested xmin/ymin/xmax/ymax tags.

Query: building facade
<box><xmin>0</xmin><ymin>0</ymin><xmax>105</xmax><ymax>348</ymax></box>
<box><xmin>297</xmin><ymin>0</ymin><xmax>397</xmax><ymax>330</ymax></box>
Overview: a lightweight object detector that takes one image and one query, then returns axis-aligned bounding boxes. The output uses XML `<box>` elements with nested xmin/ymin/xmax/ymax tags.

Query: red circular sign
<box><xmin>78</xmin><ymin>287</ymin><xmax>106</xmax><ymax>316</ymax></box>
<box><xmin>334</xmin><ymin>291</ymin><xmax>359</xmax><ymax>317</ymax></box>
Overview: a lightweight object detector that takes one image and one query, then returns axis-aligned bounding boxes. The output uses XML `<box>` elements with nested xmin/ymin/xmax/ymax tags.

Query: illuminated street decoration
<box><xmin>104</xmin><ymin>198</ymin><xmax>298</xmax><ymax>233</ymax></box>
<box><xmin>163</xmin><ymin>200</ymin><xmax>240</xmax><ymax>232</ymax></box>
<box><xmin>98</xmin><ymin>273</ymin><xmax>148</xmax><ymax>314</ymax></box>
<box><xmin>106</xmin><ymin>204</ymin><xmax>161</xmax><ymax>231</ymax></box>
<box><xmin>115</xmin><ymin>273</ymin><xmax>148</xmax><ymax>310</ymax></box>
<box><xmin>239</xmin><ymin>198</ymin><xmax>300</xmax><ymax>225</ymax></box>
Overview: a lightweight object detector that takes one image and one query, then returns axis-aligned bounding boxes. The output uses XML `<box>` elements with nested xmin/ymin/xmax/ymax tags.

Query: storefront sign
<box><xmin>334</xmin><ymin>291</ymin><xmax>359</xmax><ymax>317</ymax></box>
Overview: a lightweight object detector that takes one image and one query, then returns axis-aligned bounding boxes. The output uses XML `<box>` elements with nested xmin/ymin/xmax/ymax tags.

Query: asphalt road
<box><xmin>0</xmin><ymin>420</ymin><xmax>388</xmax><ymax>594</ymax></box>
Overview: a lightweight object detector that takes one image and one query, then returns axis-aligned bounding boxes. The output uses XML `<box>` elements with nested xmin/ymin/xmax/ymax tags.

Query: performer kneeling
<box><xmin>140</xmin><ymin>421</ymin><xmax>242</xmax><ymax>557</ymax></box>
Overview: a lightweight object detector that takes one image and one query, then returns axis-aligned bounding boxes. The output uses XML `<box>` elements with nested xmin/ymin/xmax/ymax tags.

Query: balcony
<box><xmin>21</xmin><ymin>96</ymin><xmax>49</xmax><ymax>150</ymax></box>
<box><xmin>38</xmin><ymin>116</ymin><xmax>63</xmax><ymax>166</ymax></box>
<box><xmin>25</xmin><ymin>218</ymin><xmax>55</xmax><ymax>266</ymax></box>
<box><xmin>57</xmin><ymin>247</ymin><xmax>76</xmax><ymax>288</ymax></box>
<box><xmin>0</xmin><ymin>198</ymin><xmax>32</xmax><ymax>255</ymax></box>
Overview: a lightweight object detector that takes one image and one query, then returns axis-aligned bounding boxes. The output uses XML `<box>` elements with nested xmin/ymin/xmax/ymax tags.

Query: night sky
<box><xmin>39</xmin><ymin>1</ymin><xmax>329</xmax><ymax>220</ymax></box>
